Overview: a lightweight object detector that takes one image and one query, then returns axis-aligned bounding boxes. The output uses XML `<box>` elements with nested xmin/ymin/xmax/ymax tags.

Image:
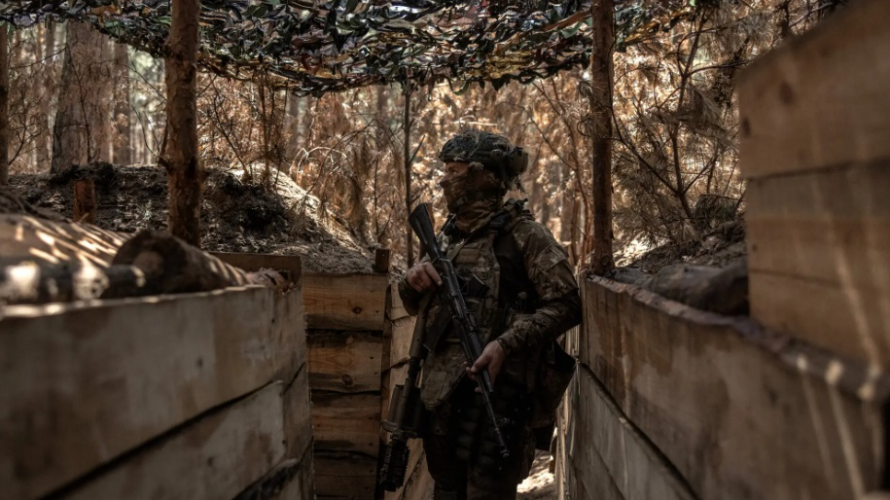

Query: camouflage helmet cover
<box><xmin>438</xmin><ymin>130</ymin><xmax>529</xmax><ymax>188</ymax></box>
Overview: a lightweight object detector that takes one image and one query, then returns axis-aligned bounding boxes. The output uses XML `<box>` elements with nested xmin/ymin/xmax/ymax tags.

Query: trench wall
<box><xmin>0</xmin><ymin>281</ymin><xmax>313</xmax><ymax>500</ymax></box>
<box><xmin>558</xmin><ymin>2</ymin><xmax>890</xmax><ymax>499</ymax></box>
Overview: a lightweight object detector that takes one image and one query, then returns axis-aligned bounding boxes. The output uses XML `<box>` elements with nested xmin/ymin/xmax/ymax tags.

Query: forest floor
<box><xmin>619</xmin><ymin>219</ymin><xmax>747</xmax><ymax>273</ymax></box>
<box><xmin>8</xmin><ymin>163</ymin><xmax>375</xmax><ymax>273</ymax></box>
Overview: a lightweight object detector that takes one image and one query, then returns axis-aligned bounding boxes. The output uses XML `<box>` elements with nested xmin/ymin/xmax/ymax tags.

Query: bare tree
<box><xmin>162</xmin><ymin>0</ymin><xmax>202</xmax><ymax>246</ymax></box>
<box><xmin>51</xmin><ymin>22</ymin><xmax>111</xmax><ymax>173</ymax></box>
<box><xmin>113</xmin><ymin>42</ymin><xmax>131</xmax><ymax>165</ymax></box>
<box><xmin>0</xmin><ymin>25</ymin><xmax>8</xmax><ymax>185</ymax></box>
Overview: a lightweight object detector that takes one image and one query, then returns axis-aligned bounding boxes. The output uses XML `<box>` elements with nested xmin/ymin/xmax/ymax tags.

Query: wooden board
<box><xmin>303</xmin><ymin>273</ymin><xmax>388</xmax><ymax>330</ymax></box>
<box><xmin>581</xmin><ymin>276</ymin><xmax>890</xmax><ymax>500</ymax></box>
<box><xmin>311</xmin><ymin>393</ymin><xmax>381</xmax><ymax>457</ymax></box>
<box><xmin>234</xmin><ymin>451</ymin><xmax>313</xmax><ymax>500</ymax></box>
<box><xmin>0</xmin><ymin>214</ymin><xmax>126</xmax><ymax>268</ymax></box>
<box><xmin>308</xmin><ymin>331</ymin><xmax>383</xmax><ymax>393</ymax></box>
<box><xmin>283</xmin><ymin>365</ymin><xmax>313</xmax><ymax>461</ymax></box>
<box><xmin>738</xmin><ymin>0</ymin><xmax>890</xmax><ymax>179</ymax></box>
<box><xmin>570</xmin><ymin>367</ymin><xmax>696</xmax><ymax>500</ymax></box>
<box><xmin>746</xmin><ymin>162</ymin><xmax>890</xmax><ymax>366</ymax></box>
<box><xmin>382</xmin><ymin>438</ymin><xmax>424</xmax><ymax>500</ymax></box>
<box><xmin>62</xmin><ymin>382</ymin><xmax>285</xmax><ymax>500</ymax></box>
<box><xmin>211</xmin><ymin>252</ymin><xmax>303</xmax><ymax>282</ymax></box>
<box><xmin>314</xmin><ymin>451</ymin><xmax>377</xmax><ymax>499</ymax></box>
<box><xmin>0</xmin><ymin>287</ymin><xmax>304</xmax><ymax>500</ymax></box>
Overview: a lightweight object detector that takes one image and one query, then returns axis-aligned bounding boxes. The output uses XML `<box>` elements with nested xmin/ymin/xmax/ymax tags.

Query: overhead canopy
<box><xmin>1</xmin><ymin>0</ymin><xmax>689</xmax><ymax>95</ymax></box>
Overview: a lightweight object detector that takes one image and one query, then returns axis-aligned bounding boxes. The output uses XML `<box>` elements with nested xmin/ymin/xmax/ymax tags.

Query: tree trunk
<box><xmin>51</xmin><ymin>22</ymin><xmax>110</xmax><ymax>173</ymax></box>
<box><xmin>0</xmin><ymin>25</ymin><xmax>8</xmax><ymax>186</ymax></box>
<box><xmin>113</xmin><ymin>42</ymin><xmax>131</xmax><ymax>165</ymax></box>
<box><xmin>403</xmin><ymin>86</ymin><xmax>414</xmax><ymax>268</ymax></box>
<box><xmin>36</xmin><ymin>21</ymin><xmax>55</xmax><ymax>171</ymax></box>
<box><xmin>162</xmin><ymin>0</ymin><xmax>203</xmax><ymax>247</ymax></box>
<box><xmin>589</xmin><ymin>0</ymin><xmax>616</xmax><ymax>275</ymax></box>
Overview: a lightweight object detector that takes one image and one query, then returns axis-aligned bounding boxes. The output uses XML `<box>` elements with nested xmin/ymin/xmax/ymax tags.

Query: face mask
<box><xmin>439</xmin><ymin>171</ymin><xmax>469</xmax><ymax>213</ymax></box>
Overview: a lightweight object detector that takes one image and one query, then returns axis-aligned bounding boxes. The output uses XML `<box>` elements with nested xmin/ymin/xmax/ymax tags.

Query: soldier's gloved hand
<box><xmin>406</xmin><ymin>262</ymin><xmax>442</xmax><ymax>293</ymax></box>
<box><xmin>466</xmin><ymin>341</ymin><xmax>506</xmax><ymax>391</ymax></box>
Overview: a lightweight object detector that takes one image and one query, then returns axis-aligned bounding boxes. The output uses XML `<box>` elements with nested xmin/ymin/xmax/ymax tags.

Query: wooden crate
<box><xmin>738</xmin><ymin>0</ymin><xmax>890</xmax><ymax>366</ymax></box>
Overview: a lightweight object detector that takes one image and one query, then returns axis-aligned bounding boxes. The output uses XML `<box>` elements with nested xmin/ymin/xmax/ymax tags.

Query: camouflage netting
<box><xmin>1</xmin><ymin>0</ymin><xmax>691</xmax><ymax>95</ymax></box>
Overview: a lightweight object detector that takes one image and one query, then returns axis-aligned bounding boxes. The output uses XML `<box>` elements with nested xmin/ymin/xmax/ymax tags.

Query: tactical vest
<box><xmin>418</xmin><ymin>199</ymin><xmax>540</xmax><ymax>408</ymax></box>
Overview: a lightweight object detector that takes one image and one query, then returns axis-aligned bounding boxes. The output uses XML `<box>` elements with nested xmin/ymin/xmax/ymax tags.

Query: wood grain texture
<box><xmin>283</xmin><ymin>366</ymin><xmax>313</xmax><ymax>462</ymax></box>
<box><xmin>0</xmin><ymin>287</ymin><xmax>304</xmax><ymax>500</ymax></box>
<box><xmin>314</xmin><ymin>451</ymin><xmax>377</xmax><ymax>500</ymax></box>
<box><xmin>303</xmin><ymin>273</ymin><xmax>388</xmax><ymax>330</ymax></box>
<box><xmin>581</xmin><ymin>276</ymin><xmax>890</xmax><ymax>500</ymax></box>
<box><xmin>62</xmin><ymin>382</ymin><xmax>285</xmax><ymax>500</ymax></box>
<box><xmin>211</xmin><ymin>252</ymin><xmax>303</xmax><ymax>283</ymax></box>
<box><xmin>311</xmin><ymin>392</ymin><xmax>381</xmax><ymax>457</ymax></box>
<box><xmin>570</xmin><ymin>367</ymin><xmax>696</xmax><ymax>500</ymax></box>
<box><xmin>308</xmin><ymin>330</ymin><xmax>383</xmax><ymax>393</ymax></box>
<box><xmin>738</xmin><ymin>0</ymin><xmax>890</xmax><ymax>179</ymax></box>
<box><xmin>746</xmin><ymin>162</ymin><xmax>890</xmax><ymax>366</ymax></box>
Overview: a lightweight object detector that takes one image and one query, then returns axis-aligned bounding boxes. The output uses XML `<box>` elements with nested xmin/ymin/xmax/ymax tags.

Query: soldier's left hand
<box><xmin>466</xmin><ymin>341</ymin><xmax>506</xmax><ymax>390</ymax></box>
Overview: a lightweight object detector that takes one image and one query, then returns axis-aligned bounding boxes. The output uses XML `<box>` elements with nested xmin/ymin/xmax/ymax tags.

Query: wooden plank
<box><xmin>312</xmin><ymin>392</ymin><xmax>381</xmax><ymax>457</ymax></box>
<box><xmin>211</xmin><ymin>252</ymin><xmax>303</xmax><ymax>282</ymax></box>
<box><xmin>745</xmin><ymin>163</ymin><xmax>890</xmax><ymax>366</ymax></box>
<box><xmin>382</xmin><ymin>438</ymin><xmax>424</xmax><ymax>500</ymax></box>
<box><xmin>62</xmin><ymin>382</ymin><xmax>285</xmax><ymax>500</ymax></box>
<box><xmin>308</xmin><ymin>331</ymin><xmax>383</xmax><ymax>393</ymax></box>
<box><xmin>581</xmin><ymin>276</ymin><xmax>890</xmax><ymax>500</ymax></box>
<box><xmin>314</xmin><ymin>451</ymin><xmax>376</xmax><ymax>500</ymax></box>
<box><xmin>303</xmin><ymin>273</ymin><xmax>388</xmax><ymax>330</ymax></box>
<box><xmin>573</xmin><ymin>367</ymin><xmax>697</xmax><ymax>500</ymax></box>
<box><xmin>0</xmin><ymin>287</ymin><xmax>303</xmax><ymax>500</ymax></box>
<box><xmin>400</xmin><ymin>455</ymin><xmax>434</xmax><ymax>500</ymax></box>
<box><xmin>234</xmin><ymin>452</ymin><xmax>313</xmax><ymax>500</ymax></box>
<box><xmin>283</xmin><ymin>365</ymin><xmax>313</xmax><ymax>461</ymax></box>
<box><xmin>738</xmin><ymin>0</ymin><xmax>890</xmax><ymax>179</ymax></box>
<box><xmin>387</xmin><ymin>283</ymin><xmax>413</xmax><ymax>322</ymax></box>
<box><xmin>750</xmin><ymin>271</ymin><xmax>890</xmax><ymax>368</ymax></box>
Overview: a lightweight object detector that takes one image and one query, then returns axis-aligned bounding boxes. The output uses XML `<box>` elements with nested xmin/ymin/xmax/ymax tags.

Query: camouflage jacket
<box><xmin>398</xmin><ymin>199</ymin><xmax>582</xmax><ymax>409</ymax></box>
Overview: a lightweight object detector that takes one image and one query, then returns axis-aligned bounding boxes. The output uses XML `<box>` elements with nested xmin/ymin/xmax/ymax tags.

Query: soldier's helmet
<box><xmin>438</xmin><ymin>130</ymin><xmax>529</xmax><ymax>189</ymax></box>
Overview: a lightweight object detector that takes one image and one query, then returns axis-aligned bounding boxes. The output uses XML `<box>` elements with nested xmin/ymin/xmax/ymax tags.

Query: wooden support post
<box><xmin>404</xmin><ymin>85</ymin><xmax>414</xmax><ymax>268</ymax></box>
<box><xmin>73</xmin><ymin>179</ymin><xmax>97</xmax><ymax>224</ymax></box>
<box><xmin>589</xmin><ymin>0</ymin><xmax>615</xmax><ymax>275</ymax></box>
<box><xmin>374</xmin><ymin>248</ymin><xmax>391</xmax><ymax>274</ymax></box>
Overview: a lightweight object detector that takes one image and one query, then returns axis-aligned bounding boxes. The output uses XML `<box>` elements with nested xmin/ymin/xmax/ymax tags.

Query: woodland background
<box><xmin>0</xmin><ymin>0</ymin><xmax>850</xmax><ymax>269</ymax></box>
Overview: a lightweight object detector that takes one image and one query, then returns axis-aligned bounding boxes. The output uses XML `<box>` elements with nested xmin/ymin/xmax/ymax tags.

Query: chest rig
<box><xmin>418</xmin><ymin>200</ymin><xmax>537</xmax><ymax>408</ymax></box>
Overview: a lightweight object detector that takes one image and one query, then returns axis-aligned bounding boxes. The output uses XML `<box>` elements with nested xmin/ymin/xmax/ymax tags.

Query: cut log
<box><xmin>0</xmin><ymin>262</ymin><xmax>146</xmax><ymax>304</ymax></box>
<box><xmin>113</xmin><ymin>230</ymin><xmax>282</xmax><ymax>294</ymax></box>
<box><xmin>61</xmin><ymin>382</ymin><xmax>285</xmax><ymax>500</ymax></box>
<box><xmin>580</xmin><ymin>276</ymin><xmax>890</xmax><ymax>500</ymax></box>
<box><xmin>608</xmin><ymin>260</ymin><xmax>748</xmax><ymax>315</ymax></box>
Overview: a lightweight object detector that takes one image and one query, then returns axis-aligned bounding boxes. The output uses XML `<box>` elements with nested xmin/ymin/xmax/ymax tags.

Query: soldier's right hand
<box><xmin>406</xmin><ymin>262</ymin><xmax>442</xmax><ymax>293</ymax></box>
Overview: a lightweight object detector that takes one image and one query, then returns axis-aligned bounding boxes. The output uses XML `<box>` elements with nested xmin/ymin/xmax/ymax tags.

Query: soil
<box><xmin>7</xmin><ymin>163</ymin><xmax>375</xmax><ymax>274</ymax></box>
<box><xmin>518</xmin><ymin>451</ymin><xmax>558</xmax><ymax>500</ymax></box>
<box><xmin>621</xmin><ymin>219</ymin><xmax>747</xmax><ymax>273</ymax></box>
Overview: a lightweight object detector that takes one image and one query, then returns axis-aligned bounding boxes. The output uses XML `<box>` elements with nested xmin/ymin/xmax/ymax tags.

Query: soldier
<box><xmin>398</xmin><ymin>130</ymin><xmax>582</xmax><ymax>500</ymax></box>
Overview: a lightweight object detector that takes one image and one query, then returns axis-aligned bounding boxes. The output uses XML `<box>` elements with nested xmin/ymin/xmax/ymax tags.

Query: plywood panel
<box><xmin>582</xmin><ymin>276</ymin><xmax>890</xmax><ymax>500</ymax></box>
<box><xmin>303</xmin><ymin>274</ymin><xmax>388</xmax><ymax>330</ymax></box>
<box><xmin>312</xmin><ymin>393</ymin><xmax>381</xmax><ymax>457</ymax></box>
<box><xmin>0</xmin><ymin>287</ymin><xmax>304</xmax><ymax>500</ymax></box>
<box><xmin>738</xmin><ymin>0</ymin><xmax>890</xmax><ymax>178</ymax></box>
<box><xmin>63</xmin><ymin>383</ymin><xmax>285</xmax><ymax>500</ymax></box>
<box><xmin>308</xmin><ymin>331</ymin><xmax>383</xmax><ymax>393</ymax></box>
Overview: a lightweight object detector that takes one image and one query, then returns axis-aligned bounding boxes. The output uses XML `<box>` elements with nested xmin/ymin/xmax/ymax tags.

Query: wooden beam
<box><xmin>314</xmin><ymin>451</ymin><xmax>377</xmax><ymax>500</ymax></box>
<box><xmin>746</xmin><ymin>162</ymin><xmax>890</xmax><ymax>366</ymax></box>
<box><xmin>62</xmin><ymin>382</ymin><xmax>285</xmax><ymax>500</ymax></box>
<box><xmin>580</xmin><ymin>276</ymin><xmax>890</xmax><ymax>500</ymax></box>
<box><xmin>311</xmin><ymin>392</ymin><xmax>381</xmax><ymax>457</ymax></box>
<box><xmin>303</xmin><ymin>273</ymin><xmax>388</xmax><ymax>330</ymax></box>
<box><xmin>570</xmin><ymin>367</ymin><xmax>696</xmax><ymax>500</ymax></box>
<box><xmin>308</xmin><ymin>330</ymin><xmax>383</xmax><ymax>393</ymax></box>
<box><xmin>738</xmin><ymin>0</ymin><xmax>890</xmax><ymax>179</ymax></box>
<box><xmin>374</xmin><ymin>248</ymin><xmax>392</xmax><ymax>274</ymax></box>
<box><xmin>0</xmin><ymin>287</ymin><xmax>304</xmax><ymax>499</ymax></box>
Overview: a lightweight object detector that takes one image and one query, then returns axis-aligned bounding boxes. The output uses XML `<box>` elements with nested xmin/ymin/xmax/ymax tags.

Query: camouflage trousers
<box><xmin>422</xmin><ymin>377</ymin><xmax>536</xmax><ymax>500</ymax></box>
